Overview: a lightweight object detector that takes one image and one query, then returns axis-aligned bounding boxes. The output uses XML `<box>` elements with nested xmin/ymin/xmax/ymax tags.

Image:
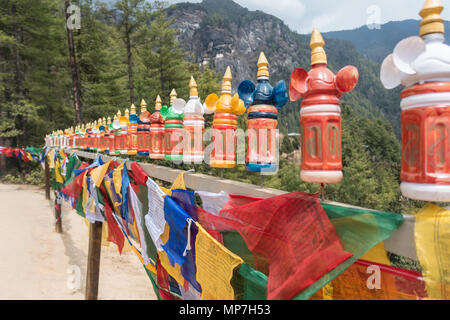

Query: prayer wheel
<box><xmin>238</xmin><ymin>52</ymin><xmax>288</xmax><ymax>173</ymax></box>
<box><xmin>181</xmin><ymin>78</ymin><xmax>212</xmax><ymax>164</ymax></box>
<box><xmin>127</xmin><ymin>104</ymin><xmax>139</xmax><ymax>155</ymax></box>
<box><xmin>119</xmin><ymin>109</ymin><xmax>130</xmax><ymax>155</ymax></box>
<box><xmin>205</xmin><ymin>66</ymin><xmax>246</xmax><ymax>168</ymax></box>
<box><xmin>150</xmin><ymin>95</ymin><xmax>165</xmax><ymax>159</ymax></box>
<box><xmin>381</xmin><ymin>0</ymin><xmax>450</xmax><ymax>202</ymax></box>
<box><xmin>290</xmin><ymin>29</ymin><xmax>358</xmax><ymax>183</ymax></box>
<box><xmin>161</xmin><ymin>90</ymin><xmax>184</xmax><ymax>162</ymax></box>
<box><xmin>137</xmin><ymin>99</ymin><xmax>151</xmax><ymax>156</ymax></box>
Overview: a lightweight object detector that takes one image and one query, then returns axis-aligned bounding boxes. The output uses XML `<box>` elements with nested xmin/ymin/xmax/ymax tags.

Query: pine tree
<box><xmin>0</xmin><ymin>0</ymin><xmax>71</xmax><ymax>147</ymax></box>
<box><xmin>113</xmin><ymin>0</ymin><xmax>150</xmax><ymax>105</ymax></box>
<box><xmin>74</xmin><ymin>0</ymin><xmax>129</xmax><ymax>121</ymax></box>
<box><xmin>138</xmin><ymin>3</ymin><xmax>191</xmax><ymax>104</ymax></box>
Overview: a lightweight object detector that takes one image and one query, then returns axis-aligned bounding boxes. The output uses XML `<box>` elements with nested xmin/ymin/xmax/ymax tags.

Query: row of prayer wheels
<box><xmin>46</xmin><ymin>0</ymin><xmax>450</xmax><ymax>203</ymax></box>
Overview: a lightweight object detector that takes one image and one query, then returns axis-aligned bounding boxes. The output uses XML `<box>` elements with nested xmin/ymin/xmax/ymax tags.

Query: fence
<box><xmin>43</xmin><ymin>149</ymin><xmax>418</xmax><ymax>300</ymax></box>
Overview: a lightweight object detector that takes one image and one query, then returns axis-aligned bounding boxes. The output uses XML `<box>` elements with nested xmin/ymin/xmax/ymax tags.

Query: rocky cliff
<box><xmin>167</xmin><ymin>0</ymin><xmax>401</xmax><ymax>136</ymax></box>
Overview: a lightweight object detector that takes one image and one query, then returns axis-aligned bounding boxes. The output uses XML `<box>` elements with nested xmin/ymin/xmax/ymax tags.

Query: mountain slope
<box><xmin>167</xmin><ymin>0</ymin><xmax>402</xmax><ymax>136</ymax></box>
<box><xmin>323</xmin><ymin>20</ymin><xmax>450</xmax><ymax>63</ymax></box>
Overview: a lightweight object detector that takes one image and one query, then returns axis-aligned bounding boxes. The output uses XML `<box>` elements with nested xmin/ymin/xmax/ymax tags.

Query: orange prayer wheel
<box><xmin>290</xmin><ymin>29</ymin><xmax>358</xmax><ymax>183</ymax></box>
<box><xmin>205</xmin><ymin>67</ymin><xmax>246</xmax><ymax>168</ymax></box>
<box><xmin>210</xmin><ymin>114</ymin><xmax>238</xmax><ymax>167</ymax></box>
<box><xmin>150</xmin><ymin>95</ymin><xmax>165</xmax><ymax>159</ymax></box>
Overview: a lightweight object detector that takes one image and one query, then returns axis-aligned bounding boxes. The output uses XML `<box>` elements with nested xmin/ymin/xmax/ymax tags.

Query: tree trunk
<box><xmin>65</xmin><ymin>0</ymin><xmax>83</xmax><ymax>125</ymax></box>
<box><xmin>125</xmin><ymin>24</ymin><xmax>134</xmax><ymax>105</ymax></box>
<box><xmin>12</xmin><ymin>4</ymin><xmax>26</xmax><ymax>147</ymax></box>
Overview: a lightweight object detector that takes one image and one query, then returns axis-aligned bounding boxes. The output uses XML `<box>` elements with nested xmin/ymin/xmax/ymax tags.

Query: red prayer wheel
<box><xmin>290</xmin><ymin>29</ymin><xmax>358</xmax><ymax>184</ymax></box>
<box><xmin>150</xmin><ymin>124</ymin><xmax>165</xmax><ymax>159</ymax></box>
<box><xmin>399</xmin><ymin>82</ymin><xmax>450</xmax><ymax>200</ymax></box>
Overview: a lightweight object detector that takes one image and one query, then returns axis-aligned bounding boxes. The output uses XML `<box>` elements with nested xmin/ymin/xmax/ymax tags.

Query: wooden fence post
<box><xmin>54</xmin><ymin>191</ymin><xmax>62</xmax><ymax>233</ymax></box>
<box><xmin>85</xmin><ymin>221</ymin><xmax>103</xmax><ymax>300</ymax></box>
<box><xmin>45</xmin><ymin>158</ymin><xmax>50</xmax><ymax>200</ymax></box>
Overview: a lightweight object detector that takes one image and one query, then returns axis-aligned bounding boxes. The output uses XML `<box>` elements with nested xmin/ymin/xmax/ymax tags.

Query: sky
<box><xmin>168</xmin><ymin>0</ymin><xmax>450</xmax><ymax>34</ymax></box>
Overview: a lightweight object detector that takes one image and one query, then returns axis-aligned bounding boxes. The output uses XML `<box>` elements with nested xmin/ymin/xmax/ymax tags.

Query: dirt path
<box><xmin>0</xmin><ymin>183</ymin><xmax>156</xmax><ymax>300</ymax></box>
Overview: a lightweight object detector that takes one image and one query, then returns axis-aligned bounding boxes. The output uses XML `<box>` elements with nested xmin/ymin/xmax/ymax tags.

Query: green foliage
<box><xmin>0</xmin><ymin>158</ymin><xmax>44</xmax><ymax>186</ymax></box>
<box><xmin>0</xmin><ymin>0</ymin><xmax>423</xmax><ymax>215</ymax></box>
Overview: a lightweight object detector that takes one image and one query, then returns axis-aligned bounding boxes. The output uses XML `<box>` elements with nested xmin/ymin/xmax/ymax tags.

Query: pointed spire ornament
<box><xmin>170</xmin><ymin>89</ymin><xmax>177</xmax><ymax>106</ymax></box>
<box><xmin>420</xmin><ymin>0</ymin><xmax>444</xmax><ymax>36</ymax></box>
<box><xmin>189</xmin><ymin>76</ymin><xmax>198</xmax><ymax>97</ymax></box>
<box><xmin>155</xmin><ymin>95</ymin><xmax>162</xmax><ymax>111</ymax></box>
<box><xmin>310</xmin><ymin>28</ymin><xmax>327</xmax><ymax>66</ymax></box>
<box><xmin>140</xmin><ymin>99</ymin><xmax>147</xmax><ymax>113</ymax></box>
<box><xmin>222</xmin><ymin>66</ymin><xmax>233</xmax><ymax>93</ymax></box>
<box><xmin>257</xmin><ymin>52</ymin><xmax>269</xmax><ymax>79</ymax></box>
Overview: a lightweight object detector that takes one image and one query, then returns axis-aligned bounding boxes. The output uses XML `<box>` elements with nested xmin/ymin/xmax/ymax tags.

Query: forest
<box><xmin>0</xmin><ymin>0</ymin><xmax>417</xmax><ymax>213</ymax></box>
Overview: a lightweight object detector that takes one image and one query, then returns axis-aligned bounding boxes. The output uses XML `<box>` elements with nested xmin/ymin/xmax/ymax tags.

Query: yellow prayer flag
<box><xmin>415</xmin><ymin>204</ymin><xmax>450</xmax><ymax>300</ymax></box>
<box><xmin>161</xmin><ymin>172</ymin><xmax>186</xmax><ymax>196</ymax></box>
<box><xmin>47</xmin><ymin>149</ymin><xmax>55</xmax><ymax>168</ymax></box>
<box><xmin>55</xmin><ymin>158</ymin><xmax>63</xmax><ymax>183</ymax></box>
<box><xmin>195</xmin><ymin>222</ymin><xmax>243</xmax><ymax>300</ymax></box>
<box><xmin>90</xmin><ymin>160</ymin><xmax>111</xmax><ymax>188</ymax></box>
<box><xmin>113</xmin><ymin>163</ymin><xmax>124</xmax><ymax>197</ymax></box>
<box><xmin>360</xmin><ymin>242</ymin><xmax>391</xmax><ymax>266</ymax></box>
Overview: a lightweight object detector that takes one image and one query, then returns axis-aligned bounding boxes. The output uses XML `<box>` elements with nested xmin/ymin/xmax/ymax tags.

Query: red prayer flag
<box><xmin>199</xmin><ymin>192</ymin><xmax>353</xmax><ymax>300</ymax></box>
